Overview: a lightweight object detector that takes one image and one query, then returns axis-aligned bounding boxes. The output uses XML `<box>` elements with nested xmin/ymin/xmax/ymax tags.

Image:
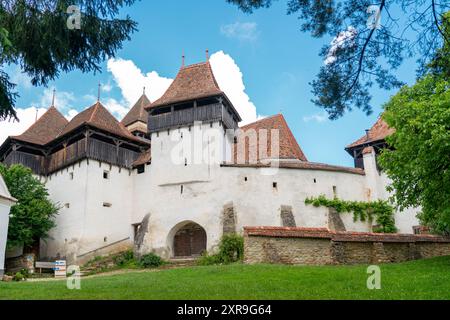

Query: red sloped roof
<box><xmin>12</xmin><ymin>106</ymin><xmax>69</xmax><ymax>145</ymax></box>
<box><xmin>148</xmin><ymin>62</ymin><xmax>223</xmax><ymax>109</ymax></box>
<box><xmin>347</xmin><ymin>116</ymin><xmax>395</xmax><ymax>149</ymax></box>
<box><xmin>121</xmin><ymin>94</ymin><xmax>151</xmax><ymax>127</ymax></box>
<box><xmin>58</xmin><ymin>102</ymin><xmax>145</xmax><ymax>143</ymax></box>
<box><xmin>233</xmin><ymin>114</ymin><xmax>308</xmax><ymax>162</ymax></box>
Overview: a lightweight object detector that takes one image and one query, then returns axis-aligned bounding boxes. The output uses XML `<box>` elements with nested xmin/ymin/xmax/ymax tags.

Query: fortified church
<box><xmin>0</xmin><ymin>58</ymin><xmax>420</xmax><ymax>263</ymax></box>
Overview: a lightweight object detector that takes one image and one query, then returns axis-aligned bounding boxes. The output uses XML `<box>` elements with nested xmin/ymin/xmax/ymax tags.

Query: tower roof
<box><xmin>58</xmin><ymin>102</ymin><xmax>144</xmax><ymax>143</ymax></box>
<box><xmin>347</xmin><ymin>116</ymin><xmax>394</xmax><ymax>149</ymax></box>
<box><xmin>12</xmin><ymin>106</ymin><xmax>69</xmax><ymax>145</ymax></box>
<box><xmin>148</xmin><ymin>62</ymin><xmax>224</xmax><ymax>109</ymax></box>
<box><xmin>121</xmin><ymin>93</ymin><xmax>151</xmax><ymax>127</ymax></box>
<box><xmin>235</xmin><ymin>114</ymin><xmax>308</xmax><ymax>162</ymax></box>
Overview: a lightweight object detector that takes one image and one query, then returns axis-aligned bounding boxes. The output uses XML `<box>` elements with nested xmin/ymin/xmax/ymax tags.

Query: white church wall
<box><xmin>0</xmin><ymin>202</ymin><xmax>12</xmax><ymax>277</ymax></box>
<box><xmin>0</xmin><ymin>175</ymin><xmax>15</xmax><ymax>277</ymax></box>
<box><xmin>42</xmin><ymin>160</ymin><xmax>134</xmax><ymax>263</ymax></box>
<box><xmin>37</xmin><ymin>122</ymin><xmax>420</xmax><ymax>262</ymax></box>
<box><xmin>363</xmin><ymin>150</ymin><xmax>420</xmax><ymax>234</ymax></box>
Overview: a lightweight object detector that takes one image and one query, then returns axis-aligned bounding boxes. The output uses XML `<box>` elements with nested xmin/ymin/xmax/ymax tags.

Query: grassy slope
<box><xmin>1</xmin><ymin>256</ymin><xmax>450</xmax><ymax>300</ymax></box>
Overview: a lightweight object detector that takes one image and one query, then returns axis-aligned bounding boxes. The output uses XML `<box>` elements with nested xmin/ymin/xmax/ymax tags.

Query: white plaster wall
<box><xmin>0</xmin><ymin>202</ymin><xmax>11</xmax><ymax>276</ymax></box>
<box><xmin>0</xmin><ymin>176</ymin><xmax>14</xmax><ymax>277</ymax></box>
<box><xmin>42</xmin><ymin>160</ymin><xmax>134</xmax><ymax>263</ymax></box>
<box><xmin>39</xmin><ymin>122</ymin><xmax>421</xmax><ymax>262</ymax></box>
<box><xmin>131</xmin><ymin>121</ymin><xmax>377</xmax><ymax>258</ymax></box>
<box><xmin>363</xmin><ymin>151</ymin><xmax>420</xmax><ymax>234</ymax></box>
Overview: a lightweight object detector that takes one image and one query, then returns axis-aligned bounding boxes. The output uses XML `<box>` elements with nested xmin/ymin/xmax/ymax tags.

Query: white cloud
<box><xmin>101</xmin><ymin>82</ymin><xmax>113</xmax><ymax>93</ymax></box>
<box><xmin>103</xmin><ymin>98</ymin><xmax>130</xmax><ymax>119</ymax></box>
<box><xmin>325</xmin><ymin>26</ymin><xmax>358</xmax><ymax>65</ymax></box>
<box><xmin>107</xmin><ymin>53</ymin><xmax>260</xmax><ymax>125</ymax></box>
<box><xmin>210</xmin><ymin>51</ymin><xmax>259</xmax><ymax>125</ymax></box>
<box><xmin>35</xmin><ymin>87</ymin><xmax>76</xmax><ymax>111</ymax></box>
<box><xmin>107</xmin><ymin>58</ymin><xmax>173</xmax><ymax>106</ymax></box>
<box><xmin>1</xmin><ymin>51</ymin><xmax>263</xmax><ymax>145</ymax></box>
<box><xmin>10</xmin><ymin>66</ymin><xmax>32</xmax><ymax>89</ymax></box>
<box><xmin>0</xmin><ymin>107</ymin><xmax>46</xmax><ymax>145</ymax></box>
<box><xmin>220</xmin><ymin>22</ymin><xmax>259</xmax><ymax>42</ymax></box>
<box><xmin>303</xmin><ymin>112</ymin><xmax>329</xmax><ymax>123</ymax></box>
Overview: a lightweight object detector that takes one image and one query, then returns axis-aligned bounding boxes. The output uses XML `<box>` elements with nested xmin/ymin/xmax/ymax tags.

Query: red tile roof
<box><xmin>58</xmin><ymin>102</ymin><xmax>146</xmax><ymax>144</ymax></box>
<box><xmin>133</xmin><ymin>148</ymin><xmax>151</xmax><ymax>167</ymax></box>
<box><xmin>148</xmin><ymin>62</ymin><xmax>223</xmax><ymax>109</ymax></box>
<box><xmin>244</xmin><ymin>227</ymin><xmax>450</xmax><ymax>243</ymax></box>
<box><xmin>121</xmin><ymin>94</ymin><xmax>151</xmax><ymax>127</ymax></box>
<box><xmin>12</xmin><ymin>106</ymin><xmax>69</xmax><ymax>145</ymax></box>
<box><xmin>347</xmin><ymin>116</ymin><xmax>394</xmax><ymax>149</ymax></box>
<box><xmin>233</xmin><ymin>114</ymin><xmax>308</xmax><ymax>162</ymax></box>
<box><xmin>222</xmin><ymin>161</ymin><xmax>365</xmax><ymax>175</ymax></box>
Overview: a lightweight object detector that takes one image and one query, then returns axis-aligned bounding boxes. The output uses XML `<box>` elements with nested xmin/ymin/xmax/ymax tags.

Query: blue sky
<box><xmin>3</xmin><ymin>0</ymin><xmax>419</xmax><ymax>167</ymax></box>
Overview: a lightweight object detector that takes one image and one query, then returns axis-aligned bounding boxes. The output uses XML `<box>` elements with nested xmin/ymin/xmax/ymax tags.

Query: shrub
<box><xmin>198</xmin><ymin>234</ymin><xmax>244</xmax><ymax>266</ymax></box>
<box><xmin>139</xmin><ymin>253</ymin><xmax>164</xmax><ymax>268</ymax></box>
<box><xmin>13</xmin><ymin>271</ymin><xmax>25</xmax><ymax>282</ymax></box>
<box><xmin>113</xmin><ymin>250</ymin><xmax>134</xmax><ymax>267</ymax></box>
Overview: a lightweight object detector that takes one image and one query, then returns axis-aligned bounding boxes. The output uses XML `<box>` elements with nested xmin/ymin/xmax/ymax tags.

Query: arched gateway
<box><xmin>172</xmin><ymin>222</ymin><xmax>207</xmax><ymax>258</ymax></box>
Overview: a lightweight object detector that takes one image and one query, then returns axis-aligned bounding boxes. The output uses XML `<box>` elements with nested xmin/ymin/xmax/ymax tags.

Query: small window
<box><xmin>69</xmin><ymin>172</ymin><xmax>74</xmax><ymax>180</ymax></box>
<box><xmin>314</xmin><ymin>178</ymin><xmax>317</xmax><ymax>183</ymax></box>
<box><xmin>333</xmin><ymin>186</ymin><xmax>337</xmax><ymax>198</ymax></box>
<box><xmin>244</xmin><ymin>177</ymin><xmax>248</xmax><ymax>182</ymax></box>
<box><xmin>103</xmin><ymin>202</ymin><xmax>112</xmax><ymax>208</ymax></box>
<box><xmin>64</xmin><ymin>203</ymin><xmax>70</xmax><ymax>209</ymax></box>
<box><xmin>185</xmin><ymin>158</ymin><xmax>188</xmax><ymax>167</ymax></box>
<box><xmin>181</xmin><ymin>185</ymin><xmax>184</xmax><ymax>194</ymax></box>
<box><xmin>273</xmin><ymin>182</ymin><xmax>278</xmax><ymax>189</ymax></box>
<box><xmin>103</xmin><ymin>170</ymin><xmax>110</xmax><ymax>180</ymax></box>
<box><xmin>137</xmin><ymin>165</ymin><xmax>145</xmax><ymax>174</ymax></box>
<box><xmin>104</xmin><ymin>237</ymin><xmax>108</xmax><ymax>242</ymax></box>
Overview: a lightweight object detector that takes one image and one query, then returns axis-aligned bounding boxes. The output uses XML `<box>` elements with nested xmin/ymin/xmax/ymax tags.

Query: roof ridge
<box><xmin>278</xmin><ymin>114</ymin><xmax>308</xmax><ymax>162</ymax></box>
<box><xmin>88</xmin><ymin>101</ymin><xmax>100</xmax><ymax>123</ymax></box>
<box><xmin>16</xmin><ymin>106</ymin><xmax>56</xmax><ymax>137</ymax></box>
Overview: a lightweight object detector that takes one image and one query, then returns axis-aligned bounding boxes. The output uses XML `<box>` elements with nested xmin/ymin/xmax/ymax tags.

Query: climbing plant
<box><xmin>305</xmin><ymin>195</ymin><xmax>397</xmax><ymax>233</ymax></box>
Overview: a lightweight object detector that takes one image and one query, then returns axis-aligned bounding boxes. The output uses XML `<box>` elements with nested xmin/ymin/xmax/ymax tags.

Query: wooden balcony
<box><xmin>148</xmin><ymin>103</ymin><xmax>238</xmax><ymax>133</ymax></box>
<box><xmin>4</xmin><ymin>138</ymin><xmax>141</xmax><ymax>176</ymax></box>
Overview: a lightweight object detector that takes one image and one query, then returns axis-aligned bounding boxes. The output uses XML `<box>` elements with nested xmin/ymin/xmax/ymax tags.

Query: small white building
<box><xmin>0</xmin><ymin>59</ymin><xmax>422</xmax><ymax>264</ymax></box>
<box><xmin>0</xmin><ymin>175</ymin><xmax>16</xmax><ymax>277</ymax></box>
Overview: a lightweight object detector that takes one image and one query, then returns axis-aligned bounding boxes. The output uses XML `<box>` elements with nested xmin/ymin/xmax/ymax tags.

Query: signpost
<box><xmin>54</xmin><ymin>260</ymin><xmax>67</xmax><ymax>278</ymax></box>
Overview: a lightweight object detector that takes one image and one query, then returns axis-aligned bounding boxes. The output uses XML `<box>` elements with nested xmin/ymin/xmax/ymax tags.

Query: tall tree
<box><xmin>0</xmin><ymin>0</ymin><xmax>138</xmax><ymax>121</ymax></box>
<box><xmin>378</xmin><ymin>15</ymin><xmax>450</xmax><ymax>234</ymax></box>
<box><xmin>226</xmin><ymin>0</ymin><xmax>450</xmax><ymax>119</ymax></box>
<box><xmin>0</xmin><ymin>164</ymin><xmax>59</xmax><ymax>249</ymax></box>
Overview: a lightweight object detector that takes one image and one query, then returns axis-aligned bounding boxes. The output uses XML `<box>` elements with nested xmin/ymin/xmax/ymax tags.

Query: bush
<box><xmin>113</xmin><ymin>250</ymin><xmax>134</xmax><ymax>267</ymax></box>
<box><xmin>13</xmin><ymin>272</ymin><xmax>27</xmax><ymax>281</ymax></box>
<box><xmin>198</xmin><ymin>234</ymin><xmax>244</xmax><ymax>266</ymax></box>
<box><xmin>139</xmin><ymin>253</ymin><xmax>164</xmax><ymax>268</ymax></box>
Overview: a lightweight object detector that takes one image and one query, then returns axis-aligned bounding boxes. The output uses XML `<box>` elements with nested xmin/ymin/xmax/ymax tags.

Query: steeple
<box><xmin>145</xmin><ymin>59</ymin><xmax>241</xmax><ymax>133</ymax></box>
<box><xmin>121</xmin><ymin>92</ymin><xmax>151</xmax><ymax>137</ymax></box>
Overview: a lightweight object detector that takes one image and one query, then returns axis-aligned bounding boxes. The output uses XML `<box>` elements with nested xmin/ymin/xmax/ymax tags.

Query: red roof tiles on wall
<box><xmin>58</xmin><ymin>102</ymin><xmax>145</xmax><ymax>143</ymax></box>
<box><xmin>121</xmin><ymin>94</ymin><xmax>151</xmax><ymax>127</ymax></box>
<box><xmin>347</xmin><ymin>116</ymin><xmax>395</xmax><ymax>149</ymax></box>
<box><xmin>12</xmin><ymin>106</ymin><xmax>69</xmax><ymax>145</ymax></box>
<box><xmin>148</xmin><ymin>62</ymin><xmax>223</xmax><ymax>109</ymax></box>
<box><xmin>233</xmin><ymin>114</ymin><xmax>308</xmax><ymax>162</ymax></box>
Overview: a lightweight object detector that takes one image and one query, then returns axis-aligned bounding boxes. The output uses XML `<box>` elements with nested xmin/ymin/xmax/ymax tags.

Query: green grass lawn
<box><xmin>1</xmin><ymin>256</ymin><xmax>450</xmax><ymax>300</ymax></box>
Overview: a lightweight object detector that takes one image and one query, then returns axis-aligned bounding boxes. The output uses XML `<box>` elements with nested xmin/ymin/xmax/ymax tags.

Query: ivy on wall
<box><xmin>305</xmin><ymin>195</ymin><xmax>397</xmax><ymax>233</ymax></box>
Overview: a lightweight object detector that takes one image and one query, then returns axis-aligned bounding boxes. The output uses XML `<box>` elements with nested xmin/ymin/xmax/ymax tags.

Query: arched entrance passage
<box><xmin>172</xmin><ymin>222</ymin><xmax>207</xmax><ymax>258</ymax></box>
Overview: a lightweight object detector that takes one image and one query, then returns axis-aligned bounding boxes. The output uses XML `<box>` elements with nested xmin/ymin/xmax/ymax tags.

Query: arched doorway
<box><xmin>173</xmin><ymin>222</ymin><xmax>207</xmax><ymax>257</ymax></box>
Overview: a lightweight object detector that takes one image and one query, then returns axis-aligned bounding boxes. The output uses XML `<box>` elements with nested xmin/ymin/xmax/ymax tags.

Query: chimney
<box><xmin>206</xmin><ymin>49</ymin><xmax>209</xmax><ymax>61</ymax></box>
<box><xmin>365</xmin><ymin>129</ymin><xmax>370</xmax><ymax>141</ymax></box>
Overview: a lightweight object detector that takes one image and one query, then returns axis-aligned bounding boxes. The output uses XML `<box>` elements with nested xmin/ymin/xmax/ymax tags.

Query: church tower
<box><xmin>145</xmin><ymin>59</ymin><xmax>241</xmax><ymax>185</ymax></box>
